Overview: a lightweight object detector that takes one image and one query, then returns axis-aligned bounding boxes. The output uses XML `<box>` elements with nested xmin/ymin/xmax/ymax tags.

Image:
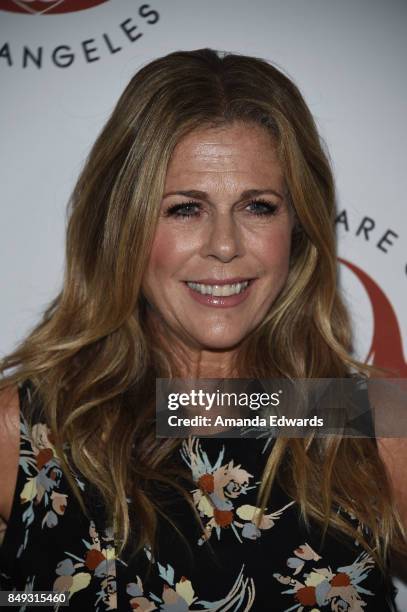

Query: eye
<box><xmin>246</xmin><ymin>199</ymin><xmax>279</xmax><ymax>216</ymax></box>
<box><xmin>164</xmin><ymin>198</ymin><xmax>279</xmax><ymax>219</ymax></box>
<box><xmin>165</xmin><ymin>201</ymin><xmax>201</xmax><ymax>218</ymax></box>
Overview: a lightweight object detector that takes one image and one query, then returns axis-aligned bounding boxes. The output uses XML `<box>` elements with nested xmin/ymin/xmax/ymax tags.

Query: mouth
<box><xmin>184</xmin><ymin>278</ymin><xmax>255</xmax><ymax>297</ymax></box>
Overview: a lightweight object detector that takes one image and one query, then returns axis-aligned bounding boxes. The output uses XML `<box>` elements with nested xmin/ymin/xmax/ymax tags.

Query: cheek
<box><xmin>146</xmin><ymin>228</ymin><xmax>179</xmax><ymax>276</ymax></box>
<box><xmin>254</xmin><ymin>228</ymin><xmax>292</xmax><ymax>276</ymax></box>
<box><xmin>144</xmin><ymin>226</ymin><xmax>195</xmax><ymax>284</ymax></box>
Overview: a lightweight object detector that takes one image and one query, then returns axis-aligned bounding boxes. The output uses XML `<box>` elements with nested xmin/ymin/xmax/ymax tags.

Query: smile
<box><xmin>186</xmin><ymin>281</ymin><xmax>249</xmax><ymax>296</ymax></box>
<box><xmin>183</xmin><ymin>278</ymin><xmax>256</xmax><ymax>308</ymax></box>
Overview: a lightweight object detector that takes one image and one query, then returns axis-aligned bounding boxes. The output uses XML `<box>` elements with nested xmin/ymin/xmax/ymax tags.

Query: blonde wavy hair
<box><xmin>1</xmin><ymin>48</ymin><xmax>405</xmax><ymax>568</ymax></box>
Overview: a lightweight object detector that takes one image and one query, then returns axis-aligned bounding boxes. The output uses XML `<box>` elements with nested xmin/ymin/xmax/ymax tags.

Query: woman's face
<box><xmin>142</xmin><ymin>121</ymin><xmax>294</xmax><ymax>352</ymax></box>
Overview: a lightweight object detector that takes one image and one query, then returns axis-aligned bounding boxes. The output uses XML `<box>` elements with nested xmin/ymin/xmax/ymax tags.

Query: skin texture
<box><xmin>142</xmin><ymin>122</ymin><xmax>294</xmax><ymax>377</ymax></box>
<box><xmin>0</xmin><ymin>127</ymin><xmax>406</xmax><ymax>540</ymax></box>
<box><xmin>0</xmin><ymin>386</ymin><xmax>20</xmax><ymax>522</ymax></box>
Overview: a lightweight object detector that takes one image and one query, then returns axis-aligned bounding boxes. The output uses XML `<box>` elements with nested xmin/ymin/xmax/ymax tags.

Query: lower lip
<box><xmin>184</xmin><ymin>280</ymin><xmax>255</xmax><ymax>308</ymax></box>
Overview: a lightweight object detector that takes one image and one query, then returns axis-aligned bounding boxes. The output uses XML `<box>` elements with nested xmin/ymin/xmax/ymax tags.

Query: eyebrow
<box><xmin>162</xmin><ymin>188</ymin><xmax>284</xmax><ymax>201</ymax></box>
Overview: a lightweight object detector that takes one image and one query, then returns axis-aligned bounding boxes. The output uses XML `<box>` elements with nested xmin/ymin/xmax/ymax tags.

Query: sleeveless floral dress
<box><xmin>0</xmin><ymin>379</ymin><xmax>399</xmax><ymax>611</ymax></box>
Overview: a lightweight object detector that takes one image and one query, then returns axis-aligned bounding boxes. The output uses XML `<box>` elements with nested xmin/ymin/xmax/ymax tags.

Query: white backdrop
<box><xmin>1</xmin><ymin>0</ymin><xmax>406</xmax><ymax>607</ymax></box>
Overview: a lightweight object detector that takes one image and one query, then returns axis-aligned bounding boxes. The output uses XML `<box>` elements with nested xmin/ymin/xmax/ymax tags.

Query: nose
<box><xmin>200</xmin><ymin>211</ymin><xmax>243</xmax><ymax>263</ymax></box>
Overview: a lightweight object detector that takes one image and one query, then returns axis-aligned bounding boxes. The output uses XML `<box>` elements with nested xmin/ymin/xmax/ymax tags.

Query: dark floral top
<box><xmin>0</xmin><ymin>380</ymin><xmax>399</xmax><ymax>611</ymax></box>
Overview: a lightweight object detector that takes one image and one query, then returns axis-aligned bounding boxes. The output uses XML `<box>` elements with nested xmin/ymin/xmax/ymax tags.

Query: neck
<box><xmin>144</xmin><ymin>310</ymin><xmax>239</xmax><ymax>379</ymax></box>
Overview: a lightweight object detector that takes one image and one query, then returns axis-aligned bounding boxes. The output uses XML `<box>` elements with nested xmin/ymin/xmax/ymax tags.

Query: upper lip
<box><xmin>184</xmin><ymin>277</ymin><xmax>254</xmax><ymax>285</ymax></box>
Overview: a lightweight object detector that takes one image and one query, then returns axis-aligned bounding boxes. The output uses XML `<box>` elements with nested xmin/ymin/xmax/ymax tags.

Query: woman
<box><xmin>0</xmin><ymin>48</ymin><xmax>405</xmax><ymax>611</ymax></box>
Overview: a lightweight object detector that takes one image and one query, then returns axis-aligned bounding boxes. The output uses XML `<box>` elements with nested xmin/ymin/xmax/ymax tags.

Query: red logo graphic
<box><xmin>340</xmin><ymin>258</ymin><xmax>407</xmax><ymax>376</ymax></box>
<box><xmin>0</xmin><ymin>0</ymin><xmax>109</xmax><ymax>14</ymax></box>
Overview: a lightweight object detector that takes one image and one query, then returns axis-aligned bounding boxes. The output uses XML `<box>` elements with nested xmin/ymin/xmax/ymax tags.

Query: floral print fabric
<box><xmin>0</xmin><ymin>380</ymin><xmax>398</xmax><ymax>611</ymax></box>
<box><xmin>181</xmin><ymin>437</ymin><xmax>295</xmax><ymax>545</ymax></box>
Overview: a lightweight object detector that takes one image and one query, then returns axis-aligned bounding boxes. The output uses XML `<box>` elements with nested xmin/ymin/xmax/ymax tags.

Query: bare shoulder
<box><xmin>0</xmin><ymin>384</ymin><xmax>21</xmax><ymax>522</ymax></box>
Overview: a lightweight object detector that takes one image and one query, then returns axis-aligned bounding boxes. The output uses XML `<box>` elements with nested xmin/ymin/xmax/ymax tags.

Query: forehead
<box><xmin>164</xmin><ymin>122</ymin><xmax>283</xmax><ymax>190</ymax></box>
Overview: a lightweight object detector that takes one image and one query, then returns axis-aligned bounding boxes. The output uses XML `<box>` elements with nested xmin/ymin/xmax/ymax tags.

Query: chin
<box><xmin>195</xmin><ymin>332</ymin><xmax>248</xmax><ymax>351</ymax></box>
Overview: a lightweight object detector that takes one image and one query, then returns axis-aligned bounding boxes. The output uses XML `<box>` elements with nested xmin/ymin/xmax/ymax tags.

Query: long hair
<box><xmin>1</xmin><ymin>48</ymin><xmax>405</xmax><ymax>566</ymax></box>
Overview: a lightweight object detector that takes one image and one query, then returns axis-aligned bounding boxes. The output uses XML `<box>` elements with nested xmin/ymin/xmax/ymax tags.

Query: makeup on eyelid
<box><xmin>142</xmin><ymin>122</ymin><xmax>294</xmax><ymax>352</ymax></box>
<box><xmin>164</xmin><ymin>199</ymin><xmax>280</xmax><ymax>219</ymax></box>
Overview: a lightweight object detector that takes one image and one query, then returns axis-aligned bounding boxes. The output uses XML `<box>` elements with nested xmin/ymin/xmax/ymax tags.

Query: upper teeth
<box><xmin>187</xmin><ymin>281</ymin><xmax>249</xmax><ymax>296</ymax></box>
